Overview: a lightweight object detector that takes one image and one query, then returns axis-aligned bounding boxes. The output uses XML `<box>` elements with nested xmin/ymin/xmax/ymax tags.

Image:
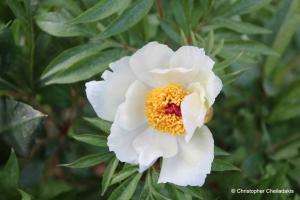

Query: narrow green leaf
<box><xmin>5</xmin><ymin>0</ymin><xmax>25</xmax><ymax>19</ymax></box>
<box><xmin>0</xmin><ymin>149</ymin><xmax>19</xmax><ymax>197</ymax></box>
<box><xmin>214</xmin><ymin>146</ymin><xmax>230</xmax><ymax>156</ymax></box>
<box><xmin>108</xmin><ymin>172</ymin><xmax>143</xmax><ymax>200</ymax></box>
<box><xmin>211</xmin><ymin>38</ymin><xmax>224</xmax><ymax>57</ymax></box>
<box><xmin>213</xmin><ymin>52</ymin><xmax>243</xmax><ymax>72</ymax></box>
<box><xmin>94</xmin><ymin>0</ymin><xmax>154</xmax><ymax>40</ymax></box>
<box><xmin>221</xmin><ymin>40</ymin><xmax>279</xmax><ymax>56</ymax></box>
<box><xmin>180</xmin><ymin>29</ymin><xmax>188</xmax><ymax>46</ymax></box>
<box><xmin>211</xmin><ymin>159</ymin><xmax>241</xmax><ymax>171</ymax></box>
<box><xmin>218</xmin><ymin>0</ymin><xmax>272</xmax><ymax>17</ymax></box>
<box><xmin>264</xmin><ymin>0</ymin><xmax>300</xmax><ymax>77</ymax></box>
<box><xmin>35</xmin><ymin>12</ymin><xmax>92</xmax><ymax>37</ymax></box>
<box><xmin>73</xmin><ymin>134</ymin><xmax>107</xmax><ymax>147</ymax></box>
<box><xmin>220</xmin><ymin>68</ymin><xmax>250</xmax><ymax>86</ymax></box>
<box><xmin>68</xmin><ymin>0</ymin><xmax>126</xmax><ymax>24</ymax></box>
<box><xmin>41</xmin><ymin>42</ymin><xmax>110</xmax><ymax>80</ymax></box>
<box><xmin>151</xmin><ymin>169</ymin><xmax>163</xmax><ymax>191</ymax></box>
<box><xmin>110</xmin><ymin>165</ymin><xmax>138</xmax><ymax>185</ymax></box>
<box><xmin>158</xmin><ymin>18</ymin><xmax>181</xmax><ymax>43</ymax></box>
<box><xmin>190</xmin><ymin>31</ymin><xmax>198</xmax><ymax>46</ymax></box>
<box><xmin>18</xmin><ymin>189</ymin><xmax>31</xmax><ymax>200</ymax></box>
<box><xmin>83</xmin><ymin>117</ymin><xmax>113</xmax><ymax>134</ymax></box>
<box><xmin>0</xmin><ymin>98</ymin><xmax>47</xmax><ymax>157</ymax></box>
<box><xmin>173</xmin><ymin>0</ymin><xmax>189</xmax><ymax>34</ymax></box>
<box><xmin>140</xmin><ymin>180</ymin><xmax>151</xmax><ymax>200</ymax></box>
<box><xmin>206</xmin><ymin>30</ymin><xmax>214</xmax><ymax>55</ymax></box>
<box><xmin>152</xmin><ymin>190</ymin><xmax>173</xmax><ymax>200</ymax></box>
<box><xmin>59</xmin><ymin>152</ymin><xmax>113</xmax><ymax>168</ymax></box>
<box><xmin>45</xmin><ymin>49</ymin><xmax>125</xmax><ymax>85</ymax></box>
<box><xmin>172</xmin><ymin>185</ymin><xmax>202</xmax><ymax>199</ymax></box>
<box><xmin>261</xmin><ymin>166</ymin><xmax>287</xmax><ymax>200</ymax></box>
<box><xmin>102</xmin><ymin>157</ymin><xmax>119</xmax><ymax>195</ymax></box>
<box><xmin>210</xmin><ymin>19</ymin><xmax>272</xmax><ymax>35</ymax></box>
<box><xmin>173</xmin><ymin>187</ymin><xmax>192</xmax><ymax>200</ymax></box>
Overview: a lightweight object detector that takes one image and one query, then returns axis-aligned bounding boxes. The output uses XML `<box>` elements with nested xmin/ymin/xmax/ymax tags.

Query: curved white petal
<box><xmin>118</xmin><ymin>80</ymin><xmax>149</xmax><ymax>131</ymax></box>
<box><xmin>129</xmin><ymin>42</ymin><xmax>174</xmax><ymax>88</ymax></box>
<box><xmin>149</xmin><ymin>65</ymin><xmax>199</xmax><ymax>87</ymax></box>
<box><xmin>158</xmin><ymin>126</ymin><xmax>214</xmax><ymax>186</ymax></box>
<box><xmin>108</xmin><ymin>112</ymin><xmax>148</xmax><ymax>164</ymax></box>
<box><xmin>181</xmin><ymin>83</ymin><xmax>207</xmax><ymax>143</ymax></box>
<box><xmin>213</xmin><ymin>75</ymin><xmax>222</xmax><ymax>98</ymax></box>
<box><xmin>133</xmin><ymin>128</ymin><xmax>178</xmax><ymax>166</ymax></box>
<box><xmin>192</xmin><ymin>69</ymin><xmax>216</xmax><ymax>107</ymax></box>
<box><xmin>139</xmin><ymin>159</ymin><xmax>157</xmax><ymax>173</ymax></box>
<box><xmin>86</xmin><ymin>57</ymin><xmax>137</xmax><ymax>121</ymax></box>
<box><xmin>170</xmin><ymin>46</ymin><xmax>214</xmax><ymax>70</ymax></box>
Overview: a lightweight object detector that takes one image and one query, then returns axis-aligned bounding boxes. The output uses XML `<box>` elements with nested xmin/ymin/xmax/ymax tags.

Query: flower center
<box><xmin>145</xmin><ymin>82</ymin><xmax>189</xmax><ymax>136</ymax></box>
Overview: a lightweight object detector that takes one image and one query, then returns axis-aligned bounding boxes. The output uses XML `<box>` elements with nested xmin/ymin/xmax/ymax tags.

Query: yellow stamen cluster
<box><xmin>145</xmin><ymin>82</ymin><xmax>189</xmax><ymax>136</ymax></box>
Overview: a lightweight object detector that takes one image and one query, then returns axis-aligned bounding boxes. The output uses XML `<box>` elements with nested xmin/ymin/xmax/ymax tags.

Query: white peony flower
<box><xmin>86</xmin><ymin>42</ymin><xmax>222</xmax><ymax>186</ymax></box>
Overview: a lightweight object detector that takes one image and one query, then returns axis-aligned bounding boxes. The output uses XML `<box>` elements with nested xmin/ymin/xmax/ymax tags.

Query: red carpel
<box><xmin>165</xmin><ymin>104</ymin><xmax>182</xmax><ymax>116</ymax></box>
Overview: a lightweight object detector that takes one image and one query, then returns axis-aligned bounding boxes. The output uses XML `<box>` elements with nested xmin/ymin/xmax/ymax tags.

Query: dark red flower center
<box><xmin>165</xmin><ymin>103</ymin><xmax>182</xmax><ymax>116</ymax></box>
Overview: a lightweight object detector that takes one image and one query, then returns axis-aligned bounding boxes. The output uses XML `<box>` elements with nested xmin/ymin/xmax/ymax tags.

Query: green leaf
<box><xmin>35</xmin><ymin>12</ymin><xmax>92</xmax><ymax>37</ymax></box>
<box><xmin>211</xmin><ymin>159</ymin><xmax>241</xmax><ymax>171</ymax></box>
<box><xmin>158</xmin><ymin>18</ymin><xmax>181</xmax><ymax>43</ymax></box>
<box><xmin>140</xmin><ymin>179</ymin><xmax>151</xmax><ymax>200</ymax></box>
<box><xmin>173</xmin><ymin>187</ymin><xmax>192</xmax><ymax>200</ymax></box>
<box><xmin>83</xmin><ymin>117</ymin><xmax>113</xmax><ymax>134</ymax></box>
<box><xmin>210</xmin><ymin>38</ymin><xmax>224</xmax><ymax>57</ymax></box>
<box><xmin>152</xmin><ymin>190</ymin><xmax>173</xmax><ymax>200</ymax></box>
<box><xmin>173</xmin><ymin>0</ymin><xmax>189</xmax><ymax>34</ymax></box>
<box><xmin>221</xmin><ymin>40</ymin><xmax>279</xmax><ymax>56</ymax></box>
<box><xmin>218</xmin><ymin>0</ymin><xmax>272</xmax><ymax>17</ymax></box>
<box><xmin>108</xmin><ymin>172</ymin><xmax>142</xmax><ymax>200</ymax></box>
<box><xmin>41</xmin><ymin>42</ymin><xmax>110</xmax><ymax>80</ymax></box>
<box><xmin>5</xmin><ymin>0</ymin><xmax>25</xmax><ymax>19</ymax></box>
<box><xmin>263</xmin><ymin>0</ymin><xmax>300</xmax><ymax>77</ymax></box>
<box><xmin>102</xmin><ymin>157</ymin><xmax>119</xmax><ymax>195</ymax></box>
<box><xmin>45</xmin><ymin>49</ymin><xmax>125</xmax><ymax>85</ymax></box>
<box><xmin>0</xmin><ymin>98</ymin><xmax>46</xmax><ymax>157</ymax></box>
<box><xmin>206</xmin><ymin>30</ymin><xmax>214</xmax><ymax>55</ymax></box>
<box><xmin>214</xmin><ymin>146</ymin><xmax>230</xmax><ymax>156</ymax></box>
<box><xmin>213</xmin><ymin>52</ymin><xmax>243</xmax><ymax>72</ymax></box>
<box><xmin>210</xmin><ymin>19</ymin><xmax>272</xmax><ymax>35</ymax></box>
<box><xmin>172</xmin><ymin>185</ymin><xmax>202</xmax><ymax>199</ymax></box>
<box><xmin>59</xmin><ymin>152</ymin><xmax>114</xmax><ymax>168</ymax></box>
<box><xmin>94</xmin><ymin>0</ymin><xmax>154</xmax><ymax>40</ymax></box>
<box><xmin>110</xmin><ymin>165</ymin><xmax>138</xmax><ymax>185</ymax></box>
<box><xmin>151</xmin><ymin>169</ymin><xmax>163</xmax><ymax>191</ymax></box>
<box><xmin>261</xmin><ymin>166</ymin><xmax>287</xmax><ymax>200</ymax></box>
<box><xmin>68</xmin><ymin>0</ymin><xmax>126</xmax><ymax>24</ymax></box>
<box><xmin>180</xmin><ymin>29</ymin><xmax>188</xmax><ymax>46</ymax></box>
<box><xmin>190</xmin><ymin>31</ymin><xmax>198</xmax><ymax>46</ymax></box>
<box><xmin>0</xmin><ymin>149</ymin><xmax>19</xmax><ymax>198</ymax></box>
<box><xmin>18</xmin><ymin>189</ymin><xmax>31</xmax><ymax>200</ymax></box>
<box><xmin>73</xmin><ymin>134</ymin><xmax>107</xmax><ymax>147</ymax></box>
<box><xmin>268</xmin><ymin>101</ymin><xmax>300</xmax><ymax>123</ymax></box>
<box><xmin>220</xmin><ymin>68</ymin><xmax>249</xmax><ymax>86</ymax></box>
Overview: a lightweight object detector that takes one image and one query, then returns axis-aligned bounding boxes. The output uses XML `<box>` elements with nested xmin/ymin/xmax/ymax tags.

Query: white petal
<box><xmin>139</xmin><ymin>159</ymin><xmax>157</xmax><ymax>173</ymax></box>
<box><xmin>108</xmin><ymin>112</ymin><xmax>148</xmax><ymax>164</ymax></box>
<box><xmin>158</xmin><ymin>126</ymin><xmax>214</xmax><ymax>186</ymax></box>
<box><xmin>181</xmin><ymin>83</ymin><xmax>207</xmax><ymax>143</ymax></box>
<box><xmin>133</xmin><ymin>128</ymin><xmax>178</xmax><ymax>166</ymax></box>
<box><xmin>170</xmin><ymin>46</ymin><xmax>214</xmax><ymax>70</ymax></box>
<box><xmin>85</xmin><ymin>57</ymin><xmax>136</xmax><ymax>121</ymax></box>
<box><xmin>129</xmin><ymin>42</ymin><xmax>174</xmax><ymax>88</ymax></box>
<box><xmin>213</xmin><ymin>75</ymin><xmax>222</xmax><ymax>98</ymax></box>
<box><xmin>192</xmin><ymin>69</ymin><xmax>216</xmax><ymax>107</ymax></box>
<box><xmin>118</xmin><ymin>80</ymin><xmax>149</xmax><ymax>131</ymax></box>
<box><xmin>149</xmin><ymin>65</ymin><xmax>199</xmax><ymax>87</ymax></box>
